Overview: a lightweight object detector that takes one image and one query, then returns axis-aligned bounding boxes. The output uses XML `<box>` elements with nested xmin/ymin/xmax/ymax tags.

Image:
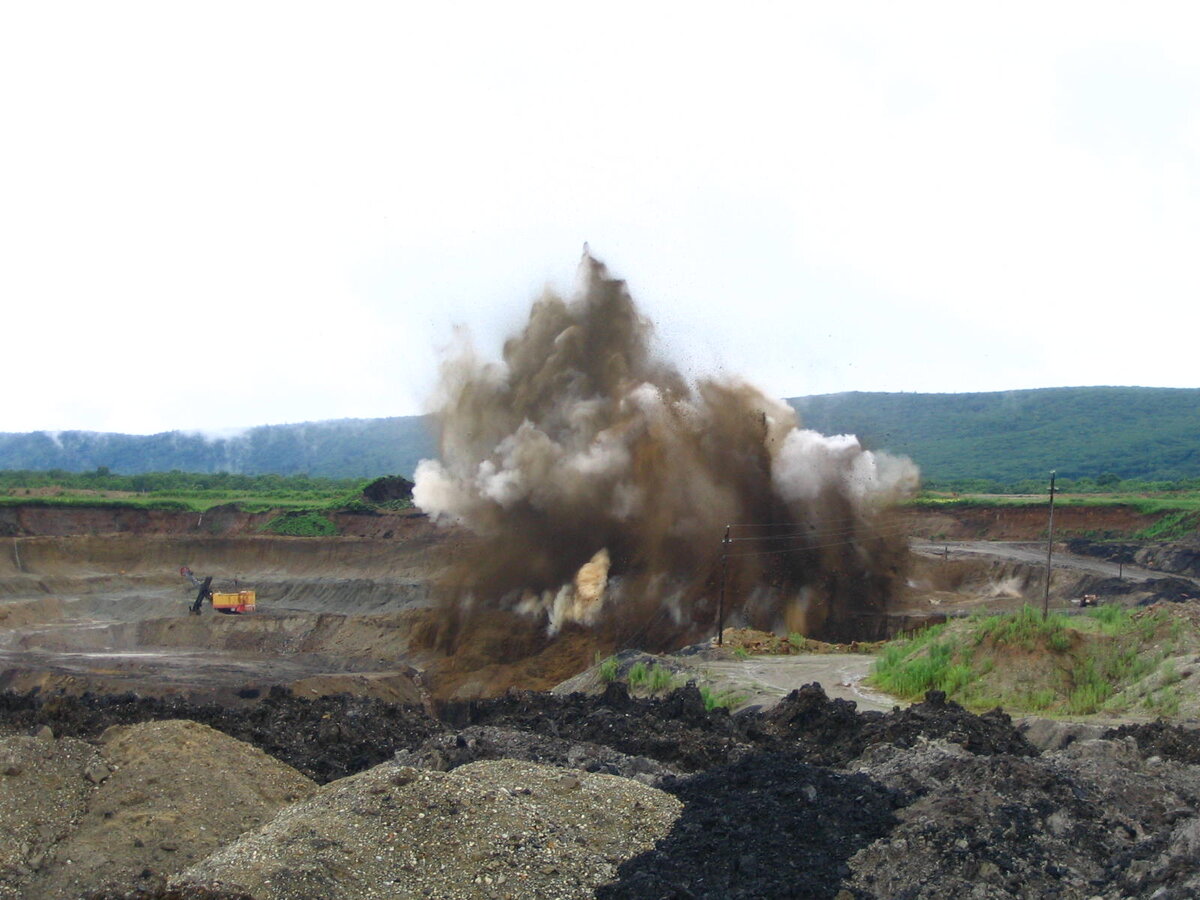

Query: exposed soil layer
<box><xmin>902</xmin><ymin>504</ymin><xmax>1161</xmax><ymax>542</ymax></box>
<box><xmin>0</xmin><ymin>505</ymin><xmax>434</xmax><ymax>541</ymax></box>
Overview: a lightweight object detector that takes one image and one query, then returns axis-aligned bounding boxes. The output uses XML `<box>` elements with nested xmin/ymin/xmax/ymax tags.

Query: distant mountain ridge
<box><xmin>2</xmin><ymin>387</ymin><xmax>1197</xmax><ymax>484</ymax></box>
<box><xmin>0</xmin><ymin>417</ymin><xmax>437</xmax><ymax>480</ymax></box>
<box><xmin>790</xmin><ymin>386</ymin><xmax>1200</xmax><ymax>484</ymax></box>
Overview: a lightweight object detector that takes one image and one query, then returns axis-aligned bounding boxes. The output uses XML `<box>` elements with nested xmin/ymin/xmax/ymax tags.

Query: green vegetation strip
<box><xmin>0</xmin><ymin>469</ymin><xmax>413</xmax><ymax>515</ymax></box>
<box><xmin>597</xmin><ymin>656</ymin><xmax>745</xmax><ymax>711</ymax></box>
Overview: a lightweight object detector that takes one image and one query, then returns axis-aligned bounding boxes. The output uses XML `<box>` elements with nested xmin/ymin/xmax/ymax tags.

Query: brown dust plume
<box><xmin>412</xmin><ymin>253</ymin><xmax>918</xmax><ymax>690</ymax></box>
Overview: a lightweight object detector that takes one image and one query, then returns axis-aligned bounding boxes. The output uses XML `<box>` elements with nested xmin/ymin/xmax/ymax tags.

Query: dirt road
<box><xmin>693</xmin><ymin>653</ymin><xmax>899</xmax><ymax>713</ymax></box>
<box><xmin>911</xmin><ymin>539</ymin><xmax>1200</xmax><ymax>587</ymax></box>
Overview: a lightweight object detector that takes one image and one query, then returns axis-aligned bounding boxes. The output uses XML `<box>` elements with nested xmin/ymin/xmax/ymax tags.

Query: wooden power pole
<box><xmin>1042</xmin><ymin>471</ymin><xmax>1056</xmax><ymax>620</ymax></box>
<box><xmin>717</xmin><ymin>525</ymin><xmax>731</xmax><ymax>645</ymax></box>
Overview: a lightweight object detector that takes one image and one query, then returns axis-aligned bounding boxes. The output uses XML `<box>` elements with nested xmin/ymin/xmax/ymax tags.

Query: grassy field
<box><xmin>0</xmin><ymin>470</ymin><xmax>379</xmax><ymax>514</ymax></box>
<box><xmin>867</xmin><ymin>604</ymin><xmax>1198</xmax><ymax>718</ymax></box>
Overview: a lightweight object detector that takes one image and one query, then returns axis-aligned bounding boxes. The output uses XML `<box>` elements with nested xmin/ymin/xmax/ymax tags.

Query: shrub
<box><xmin>699</xmin><ymin>685</ymin><xmax>745</xmax><ymax>711</ymax></box>
<box><xmin>263</xmin><ymin>512</ymin><xmax>338</xmax><ymax>537</ymax></box>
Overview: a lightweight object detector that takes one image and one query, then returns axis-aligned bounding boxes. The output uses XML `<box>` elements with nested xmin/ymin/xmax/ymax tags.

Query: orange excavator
<box><xmin>180</xmin><ymin>567</ymin><xmax>256</xmax><ymax>615</ymax></box>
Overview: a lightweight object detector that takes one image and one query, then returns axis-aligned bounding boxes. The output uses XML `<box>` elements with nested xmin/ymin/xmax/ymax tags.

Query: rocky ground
<box><xmin>0</xmin><ymin>683</ymin><xmax>1197</xmax><ymax>898</ymax></box>
<box><xmin>3</xmin><ymin>513</ymin><xmax>1200</xmax><ymax>897</ymax></box>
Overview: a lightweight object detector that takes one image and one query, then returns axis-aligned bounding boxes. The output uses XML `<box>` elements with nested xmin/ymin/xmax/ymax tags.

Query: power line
<box><xmin>722</xmin><ymin>524</ymin><xmax>916</xmax><ymax>558</ymax></box>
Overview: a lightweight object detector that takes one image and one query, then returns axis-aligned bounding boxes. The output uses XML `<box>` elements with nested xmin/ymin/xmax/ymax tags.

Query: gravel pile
<box><xmin>0</xmin><ymin>730</ymin><xmax>98</xmax><ymax>899</ymax></box>
<box><xmin>178</xmin><ymin>759</ymin><xmax>681</xmax><ymax>899</ymax></box>
<box><xmin>393</xmin><ymin>725</ymin><xmax>681</xmax><ymax>785</ymax></box>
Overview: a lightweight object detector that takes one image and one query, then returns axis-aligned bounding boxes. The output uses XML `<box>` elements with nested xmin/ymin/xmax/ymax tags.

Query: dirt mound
<box><xmin>393</xmin><ymin>725</ymin><xmax>681</xmax><ymax>785</ymax></box>
<box><xmin>0</xmin><ymin>682</ymin><xmax>1038</xmax><ymax>789</ymax></box>
<box><xmin>597</xmin><ymin>752</ymin><xmax>900</xmax><ymax>899</ymax></box>
<box><xmin>904</xmin><ymin>504</ymin><xmax>1160</xmax><ymax>542</ymax></box>
<box><xmin>439</xmin><ymin>683</ymin><xmax>1037</xmax><ymax>776</ymax></box>
<box><xmin>1105</xmin><ymin>720</ymin><xmax>1200</xmax><ymax>765</ymax></box>
<box><xmin>177</xmin><ymin>759</ymin><xmax>682</xmax><ymax>899</ymax></box>
<box><xmin>3</xmin><ymin>685</ymin><xmax>1200</xmax><ymax>897</ymax></box>
<box><xmin>856</xmin><ymin>689</ymin><xmax>1037</xmax><ymax>757</ymax></box>
<box><xmin>28</xmin><ymin>720</ymin><xmax>315</xmax><ymax>899</ymax></box>
<box><xmin>84</xmin><ymin>885</ymin><xmax>254</xmax><ymax>900</ymax></box>
<box><xmin>439</xmin><ymin>682</ymin><xmax>750</xmax><ymax>772</ymax></box>
<box><xmin>847</xmin><ymin>736</ymin><xmax>1200</xmax><ymax>898</ymax></box>
<box><xmin>0</xmin><ymin>689</ymin><xmax>443</xmax><ymax>784</ymax></box>
<box><xmin>750</xmin><ymin>686</ymin><xmax>1036</xmax><ymax>767</ymax></box>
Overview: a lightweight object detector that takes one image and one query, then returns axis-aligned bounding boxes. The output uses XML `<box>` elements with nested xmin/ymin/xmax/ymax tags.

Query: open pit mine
<box><xmin>2</xmin><ymin>255</ymin><xmax>1200</xmax><ymax>898</ymax></box>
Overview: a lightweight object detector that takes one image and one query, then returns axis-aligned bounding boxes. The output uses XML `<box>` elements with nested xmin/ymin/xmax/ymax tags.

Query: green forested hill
<box><xmin>790</xmin><ymin>386</ymin><xmax>1200</xmax><ymax>485</ymax></box>
<box><xmin>2</xmin><ymin>387</ymin><xmax>1197</xmax><ymax>484</ymax></box>
<box><xmin>0</xmin><ymin>417</ymin><xmax>437</xmax><ymax>480</ymax></box>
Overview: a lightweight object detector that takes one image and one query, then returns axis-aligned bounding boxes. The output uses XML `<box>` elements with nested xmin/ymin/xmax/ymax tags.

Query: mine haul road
<box><xmin>911</xmin><ymin>538</ymin><xmax>1200</xmax><ymax>589</ymax></box>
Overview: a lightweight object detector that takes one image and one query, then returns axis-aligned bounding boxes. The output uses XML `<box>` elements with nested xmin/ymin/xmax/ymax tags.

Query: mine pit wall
<box><xmin>9</xmin><ymin>607</ymin><xmax>426</xmax><ymax>662</ymax></box>
<box><xmin>0</xmin><ymin>533</ymin><xmax>439</xmax><ymax>674</ymax></box>
<box><xmin>901</xmin><ymin>503</ymin><xmax>1162</xmax><ymax>542</ymax></box>
<box><xmin>1</xmin><ymin>534</ymin><xmax>437</xmax><ymax>578</ymax></box>
<box><xmin>0</xmin><ymin>503</ymin><xmax>437</xmax><ymax>537</ymax></box>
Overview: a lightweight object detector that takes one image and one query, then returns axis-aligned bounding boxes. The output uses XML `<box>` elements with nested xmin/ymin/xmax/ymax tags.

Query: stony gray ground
<box><xmin>4</xmin><ymin>698</ymin><xmax>1200</xmax><ymax>898</ymax></box>
<box><xmin>179</xmin><ymin>759</ymin><xmax>682</xmax><ymax>899</ymax></box>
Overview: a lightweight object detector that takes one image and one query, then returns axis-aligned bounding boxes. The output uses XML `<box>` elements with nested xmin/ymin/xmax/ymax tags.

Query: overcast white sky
<box><xmin>2</xmin><ymin>2</ymin><xmax>1198</xmax><ymax>435</ymax></box>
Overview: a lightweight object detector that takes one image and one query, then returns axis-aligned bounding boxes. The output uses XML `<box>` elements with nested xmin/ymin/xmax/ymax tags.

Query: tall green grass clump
<box><xmin>626</xmin><ymin>661</ymin><xmax>676</xmax><ymax>694</ymax></box>
<box><xmin>972</xmin><ymin>605</ymin><xmax>1072</xmax><ymax>651</ymax></box>
<box><xmin>869</xmin><ymin>624</ymin><xmax>978</xmax><ymax>699</ymax></box>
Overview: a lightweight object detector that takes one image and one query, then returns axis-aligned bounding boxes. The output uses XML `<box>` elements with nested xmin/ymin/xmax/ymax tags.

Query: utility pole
<box><xmin>717</xmin><ymin>525</ymin><xmax>731</xmax><ymax>646</ymax></box>
<box><xmin>1042</xmin><ymin>471</ymin><xmax>1056</xmax><ymax>620</ymax></box>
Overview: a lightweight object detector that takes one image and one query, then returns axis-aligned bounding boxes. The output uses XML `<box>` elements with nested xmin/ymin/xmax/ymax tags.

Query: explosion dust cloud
<box><xmin>414</xmin><ymin>253</ymin><xmax>918</xmax><ymax>661</ymax></box>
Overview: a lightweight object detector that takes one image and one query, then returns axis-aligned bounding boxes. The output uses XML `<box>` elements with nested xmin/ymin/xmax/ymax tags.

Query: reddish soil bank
<box><xmin>902</xmin><ymin>503</ymin><xmax>1161</xmax><ymax>541</ymax></box>
<box><xmin>0</xmin><ymin>504</ymin><xmax>437</xmax><ymax>541</ymax></box>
